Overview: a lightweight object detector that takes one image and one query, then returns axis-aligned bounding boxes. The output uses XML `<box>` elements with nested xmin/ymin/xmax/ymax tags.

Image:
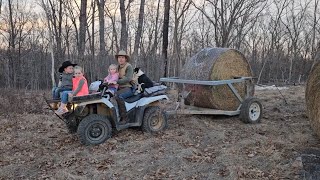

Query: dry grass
<box><xmin>0</xmin><ymin>88</ymin><xmax>48</xmax><ymax>115</ymax></box>
<box><xmin>0</xmin><ymin>86</ymin><xmax>317</xmax><ymax>179</ymax></box>
<box><xmin>306</xmin><ymin>62</ymin><xmax>320</xmax><ymax>137</ymax></box>
<box><xmin>181</xmin><ymin>48</ymin><xmax>253</xmax><ymax>110</ymax></box>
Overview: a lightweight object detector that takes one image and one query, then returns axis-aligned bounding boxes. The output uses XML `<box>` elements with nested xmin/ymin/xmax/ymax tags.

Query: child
<box><xmin>55</xmin><ymin>66</ymin><xmax>89</xmax><ymax>115</ymax></box>
<box><xmin>52</xmin><ymin>61</ymin><xmax>77</xmax><ymax>100</ymax></box>
<box><xmin>102</xmin><ymin>64</ymin><xmax>119</xmax><ymax>95</ymax></box>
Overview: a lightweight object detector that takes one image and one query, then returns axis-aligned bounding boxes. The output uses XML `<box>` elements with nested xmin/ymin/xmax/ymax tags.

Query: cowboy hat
<box><xmin>115</xmin><ymin>50</ymin><xmax>130</xmax><ymax>62</ymax></box>
<box><xmin>58</xmin><ymin>61</ymin><xmax>77</xmax><ymax>73</ymax></box>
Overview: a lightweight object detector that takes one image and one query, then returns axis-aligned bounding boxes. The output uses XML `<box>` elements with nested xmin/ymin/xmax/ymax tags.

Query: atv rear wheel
<box><xmin>77</xmin><ymin>114</ymin><xmax>112</xmax><ymax>145</ymax></box>
<box><xmin>142</xmin><ymin>106</ymin><xmax>167</xmax><ymax>133</ymax></box>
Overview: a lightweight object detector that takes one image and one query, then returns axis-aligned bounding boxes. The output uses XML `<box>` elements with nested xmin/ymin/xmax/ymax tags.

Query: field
<box><xmin>1</xmin><ymin>86</ymin><xmax>319</xmax><ymax>179</ymax></box>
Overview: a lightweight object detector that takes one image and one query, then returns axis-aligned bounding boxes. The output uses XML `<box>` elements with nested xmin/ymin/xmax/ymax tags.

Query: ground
<box><xmin>0</xmin><ymin>86</ymin><xmax>319</xmax><ymax>179</ymax></box>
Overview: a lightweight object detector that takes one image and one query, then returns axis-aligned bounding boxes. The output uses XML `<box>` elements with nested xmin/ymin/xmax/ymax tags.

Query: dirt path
<box><xmin>1</xmin><ymin>86</ymin><xmax>319</xmax><ymax>179</ymax></box>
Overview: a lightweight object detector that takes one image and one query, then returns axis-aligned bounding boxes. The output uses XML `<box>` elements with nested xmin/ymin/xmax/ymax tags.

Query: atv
<box><xmin>45</xmin><ymin>85</ymin><xmax>169</xmax><ymax>145</ymax></box>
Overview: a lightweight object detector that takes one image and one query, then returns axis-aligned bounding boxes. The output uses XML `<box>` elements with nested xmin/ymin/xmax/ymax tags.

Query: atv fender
<box><xmin>77</xmin><ymin>97</ymin><xmax>114</xmax><ymax>108</ymax></box>
<box><xmin>136</xmin><ymin>95</ymin><xmax>168</xmax><ymax>107</ymax></box>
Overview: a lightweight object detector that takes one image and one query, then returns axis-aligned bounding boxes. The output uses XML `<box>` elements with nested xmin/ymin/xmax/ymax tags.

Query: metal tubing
<box><xmin>227</xmin><ymin>83</ymin><xmax>243</xmax><ymax>102</ymax></box>
<box><xmin>160</xmin><ymin>77</ymin><xmax>252</xmax><ymax>86</ymax></box>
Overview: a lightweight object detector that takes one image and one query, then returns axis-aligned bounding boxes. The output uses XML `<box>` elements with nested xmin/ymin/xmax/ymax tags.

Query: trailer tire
<box><xmin>142</xmin><ymin>106</ymin><xmax>167</xmax><ymax>133</ymax></box>
<box><xmin>240</xmin><ymin>97</ymin><xmax>262</xmax><ymax>124</ymax></box>
<box><xmin>77</xmin><ymin>114</ymin><xmax>112</xmax><ymax>145</ymax></box>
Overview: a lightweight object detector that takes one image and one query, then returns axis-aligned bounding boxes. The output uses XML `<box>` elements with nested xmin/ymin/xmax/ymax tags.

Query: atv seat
<box><xmin>124</xmin><ymin>94</ymin><xmax>142</xmax><ymax>103</ymax></box>
<box><xmin>143</xmin><ymin>85</ymin><xmax>167</xmax><ymax>97</ymax></box>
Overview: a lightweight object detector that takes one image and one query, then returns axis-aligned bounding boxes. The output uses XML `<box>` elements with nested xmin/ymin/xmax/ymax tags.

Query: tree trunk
<box><xmin>132</xmin><ymin>0</ymin><xmax>145</xmax><ymax>67</ymax></box>
<box><xmin>152</xmin><ymin>0</ymin><xmax>161</xmax><ymax>79</ymax></box>
<box><xmin>91</xmin><ymin>0</ymin><xmax>95</xmax><ymax>82</ymax></box>
<box><xmin>78</xmin><ymin>0</ymin><xmax>87</xmax><ymax>60</ymax></box>
<box><xmin>173</xmin><ymin>0</ymin><xmax>178</xmax><ymax>77</ymax></box>
<box><xmin>162</xmin><ymin>0</ymin><xmax>170</xmax><ymax>78</ymax></box>
<box><xmin>96</xmin><ymin>0</ymin><xmax>107</xmax><ymax>57</ymax></box>
<box><xmin>48</xmin><ymin>0</ymin><xmax>64</xmax><ymax>63</ymax></box>
<box><xmin>8</xmin><ymin>0</ymin><xmax>16</xmax><ymax>88</ymax></box>
<box><xmin>57</xmin><ymin>0</ymin><xmax>63</xmax><ymax>62</ymax></box>
<box><xmin>312</xmin><ymin>0</ymin><xmax>319</xmax><ymax>68</ymax></box>
<box><xmin>119</xmin><ymin>0</ymin><xmax>128</xmax><ymax>52</ymax></box>
<box><xmin>41</xmin><ymin>0</ymin><xmax>56</xmax><ymax>87</ymax></box>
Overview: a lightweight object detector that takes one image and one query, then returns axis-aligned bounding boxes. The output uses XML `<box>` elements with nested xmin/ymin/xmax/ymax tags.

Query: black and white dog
<box><xmin>132</xmin><ymin>67</ymin><xmax>153</xmax><ymax>94</ymax></box>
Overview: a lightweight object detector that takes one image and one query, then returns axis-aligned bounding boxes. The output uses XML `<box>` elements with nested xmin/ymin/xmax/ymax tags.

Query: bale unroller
<box><xmin>306</xmin><ymin>62</ymin><xmax>320</xmax><ymax>137</ymax></box>
<box><xmin>180</xmin><ymin>48</ymin><xmax>253</xmax><ymax>111</ymax></box>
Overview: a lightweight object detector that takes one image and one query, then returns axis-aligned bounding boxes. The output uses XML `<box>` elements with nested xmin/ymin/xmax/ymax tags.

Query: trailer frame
<box><xmin>160</xmin><ymin>77</ymin><xmax>261</xmax><ymax>122</ymax></box>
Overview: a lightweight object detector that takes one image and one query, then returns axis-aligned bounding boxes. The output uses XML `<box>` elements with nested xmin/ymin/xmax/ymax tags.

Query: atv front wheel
<box><xmin>77</xmin><ymin>114</ymin><xmax>112</xmax><ymax>145</ymax></box>
<box><xmin>142</xmin><ymin>106</ymin><xmax>167</xmax><ymax>133</ymax></box>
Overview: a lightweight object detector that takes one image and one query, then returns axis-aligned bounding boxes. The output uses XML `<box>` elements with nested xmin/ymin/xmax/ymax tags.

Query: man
<box><xmin>114</xmin><ymin>50</ymin><xmax>134</xmax><ymax>124</ymax></box>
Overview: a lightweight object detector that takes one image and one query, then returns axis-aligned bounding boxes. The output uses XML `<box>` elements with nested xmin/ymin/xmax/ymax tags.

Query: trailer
<box><xmin>160</xmin><ymin>77</ymin><xmax>262</xmax><ymax>123</ymax></box>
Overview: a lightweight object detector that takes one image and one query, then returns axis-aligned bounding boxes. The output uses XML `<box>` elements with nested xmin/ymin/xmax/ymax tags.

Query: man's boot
<box><xmin>116</xmin><ymin>97</ymin><xmax>128</xmax><ymax>125</ymax></box>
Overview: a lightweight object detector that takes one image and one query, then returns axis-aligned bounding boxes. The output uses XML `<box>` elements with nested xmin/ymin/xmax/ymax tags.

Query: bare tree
<box><xmin>312</xmin><ymin>0</ymin><xmax>320</xmax><ymax>67</ymax></box>
<box><xmin>162</xmin><ymin>0</ymin><xmax>170</xmax><ymax>77</ymax></box>
<box><xmin>172</xmin><ymin>0</ymin><xmax>192</xmax><ymax>76</ymax></box>
<box><xmin>40</xmin><ymin>0</ymin><xmax>57</xmax><ymax>87</ymax></box>
<box><xmin>193</xmin><ymin>0</ymin><xmax>268</xmax><ymax>47</ymax></box>
<box><xmin>257</xmin><ymin>0</ymin><xmax>290</xmax><ymax>84</ymax></box>
<box><xmin>119</xmin><ymin>0</ymin><xmax>128</xmax><ymax>51</ymax></box>
<box><xmin>282</xmin><ymin>0</ymin><xmax>310</xmax><ymax>83</ymax></box>
<box><xmin>78</xmin><ymin>0</ymin><xmax>87</xmax><ymax>59</ymax></box>
<box><xmin>132</xmin><ymin>0</ymin><xmax>146</xmax><ymax>66</ymax></box>
<box><xmin>48</xmin><ymin>0</ymin><xmax>64</xmax><ymax>62</ymax></box>
<box><xmin>105</xmin><ymin>4</ymin><xmax>120</xmax><ymax>54</ymax></box>
<box><xmin>64</xmin><ymin>0</ymin><xmax>80</xmax><ymax>50</ymax></box>
<box><xmin>8</xmin><ymin>0</ymin><xmax>16</xmax><ymax>87</ymax></box>
<box><xmin>96</xmin><ymin>0</ymin><xmax>107</xmax><ymax>58</ymax></box>
<box><xmin>6</xmin><ymin>0</ymin><xmax>33</xmax><ymax>88</ymax></box>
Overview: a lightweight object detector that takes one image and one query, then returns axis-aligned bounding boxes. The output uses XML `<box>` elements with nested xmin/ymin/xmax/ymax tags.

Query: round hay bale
<box><xmin>306</xmin><ymin>62</ymin><xmax>320</xmax><ymax>137</ymax></box>
<box><xmin>180</xmin><ymin>48</ymin><xmax>253</xmax><ymax>110</ymax></box>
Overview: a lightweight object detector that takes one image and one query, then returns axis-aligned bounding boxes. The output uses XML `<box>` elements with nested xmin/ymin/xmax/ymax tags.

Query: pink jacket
<box><xmin>104</xmin><ymin>73</ymin><xmax>119</xmax><ymax>89</ymax></box>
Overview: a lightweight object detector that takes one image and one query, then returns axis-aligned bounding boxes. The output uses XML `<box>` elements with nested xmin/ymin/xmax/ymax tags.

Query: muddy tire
<box><xmin>142</xmin><ymin>106</ymin><xmax>167</xmax><ymax>133</ymax></box>
<box><xmin>77</xmin><ymin>114</ymin><xmax>112</xmax><ymax>145</ymax></box>
<box><xmin>240</xmin><ymin>97</ymin><xmax>262</xmax><ymax>124</ymax></box>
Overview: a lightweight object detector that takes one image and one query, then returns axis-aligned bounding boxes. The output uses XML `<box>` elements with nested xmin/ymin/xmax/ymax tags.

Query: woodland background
<box><xmin>0</xmin><ymin>0</ymin><xmax>320</xmax><ymax>90</ymax></box>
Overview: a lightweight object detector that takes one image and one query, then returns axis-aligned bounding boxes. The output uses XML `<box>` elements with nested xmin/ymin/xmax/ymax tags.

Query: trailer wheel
<box><xmin>142</xmin><ymin>106</ymin><xmax>167</xmax><ymax>133</ymax></box>
<box><xmin>77</xmin><ymin>114</ymin><xmax>112</xmax><ymax>145</ymax></box>
<box><xmin>240</xmin><ymin>97</ymin><xmax>262</xmax><ymax>124</ymax></box>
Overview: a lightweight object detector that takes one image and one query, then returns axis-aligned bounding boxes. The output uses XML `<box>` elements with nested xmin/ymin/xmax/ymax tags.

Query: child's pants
<box><xmin>52</xmin><ymin>87</ymin><xmax>72</xmax><ymax>100</ymax></box>
<box><xmin>60</xmin><ymin>91</ymin><xmax>73</xmax><ymax>104</ymax></box>
<box><xmin>108</xmin><ymin>87</ymin><xmax>117</xmax><ymax>94</ymax></box>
